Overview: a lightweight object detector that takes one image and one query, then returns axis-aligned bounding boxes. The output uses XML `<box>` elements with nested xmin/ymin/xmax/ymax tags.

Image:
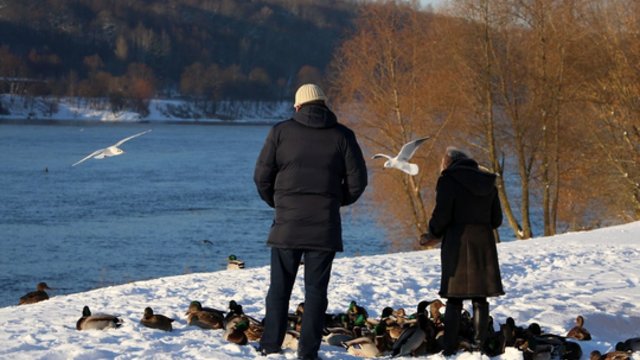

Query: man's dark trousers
<box><xmin>260</xmin><ymin>248</ymin><xmax>335</xmax><ymax>358</ymax></box>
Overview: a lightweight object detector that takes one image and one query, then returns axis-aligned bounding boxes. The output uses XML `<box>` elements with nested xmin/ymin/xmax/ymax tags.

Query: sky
<box><xmin>421</xmin><ymin>0</ymin><xmax>444</xmax><ymax>9</ymax></box>
<box><xmin>1</xmin><ymin>221</ymin><xmax>640</xmax><ymax>359</ymax></box>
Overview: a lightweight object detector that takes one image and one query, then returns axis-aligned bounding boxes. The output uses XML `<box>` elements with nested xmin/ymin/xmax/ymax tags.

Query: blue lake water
<box><xmin>0</xmin><ymin>122</ymin><xmax>388</xmax><ymax>308</ymax></box>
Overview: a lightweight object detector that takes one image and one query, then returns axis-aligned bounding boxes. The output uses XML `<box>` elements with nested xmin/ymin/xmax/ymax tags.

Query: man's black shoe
<box><xmin>297</xmin><ymin>354</ymin><xmax>321</xmax><ymax>360</ymax></box>
<box><xmin>254</xmin><ymin>346</ymin><xmax>281</xmax><ymax>356</ymax></box>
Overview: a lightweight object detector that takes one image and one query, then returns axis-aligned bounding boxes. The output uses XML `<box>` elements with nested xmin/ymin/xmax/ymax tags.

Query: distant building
<box><xmin>0</xmin><ymin>77</ymin><xmax>47</xmax><ymax>95</ymax></box>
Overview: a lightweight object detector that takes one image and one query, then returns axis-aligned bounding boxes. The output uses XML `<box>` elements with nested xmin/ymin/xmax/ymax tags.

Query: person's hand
<box><xmin>419</xmin><ymin>231</ymin><xmax>441</xmax><ymax>247</ymax></box>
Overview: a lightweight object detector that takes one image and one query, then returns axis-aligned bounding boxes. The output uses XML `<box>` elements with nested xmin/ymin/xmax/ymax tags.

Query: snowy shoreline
<box><xmin>1</xmin><ymin>221</ymin><xmax>640</xmax><ymax>359</ymax></box>
<box><xmin>0</xmin><ymin>95</ymin><xmax>292</xmax><ymax>123</ymax></box>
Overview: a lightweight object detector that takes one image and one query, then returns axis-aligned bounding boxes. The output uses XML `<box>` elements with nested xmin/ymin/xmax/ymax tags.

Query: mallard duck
<box><xmin>186</xmin><ymin>301</ymin><xmax>224</xmax><ymax>329</ymax></box>
<box><xmin>76</xmin><ymin>306</ymin><xmax>123</xmax><ymax>330</ymax></box>
<box><xmin>227</xmin><ymin>254</ymin><xmax>245</xmax><ymax>270</ymax></box>
<box><xmin>393</xmin><ymin>307</ymin><xmax>407</xmax><ymax>319</ymax></box>
<box><xmin>373</xmin><ymin>322</ymin><xmax>393</xmax><ymax>355</ymax></box>
<box><xmin>590</xmin><ymin>350</ymin><xmax>631</xmax><ymax>360</ymax></box>
<box><xmin>223</xmin><ymin>319</ymin><xmax>249</xmax><ymax>345</ymax></box>
<box><xmin>412</xmin><ymin>301</ymin><xmax>429</xmax><ymax>318</ymax></box>
<box><xmin>368</xmin><ymin>306</ymin><xmax>404</xmax><ymax>329</ymax></box>
<box><xmin>19</xmin><ymin>282</ymin><xmax>52</xmax><ymax>305</ymax></box>
<box><xmin>521</xmin><ymin>337</ymin><xmax>555</xmax><ymax>360</ymax></box>
<box><xmin>140</xmin><ymin>307</ymin><xmax>174</xmax><ymax>331</ymax></box>
<box><xmin>323</xmin><ymin>326</ymin><xmax>355</xmax><ymax>347</ymax></box>
<box><xmin>348</xmin><ymin>300</ymin><xmax>369</xmax><ymax>324</ymax></box>
<box><xmin>391</xmin><ymin>313</ymin><xmax>433</xmax><ymax>357</ymax></box>
<box><xmin>566</xmin><ymin>315</ymin><xmax>592</xmax><ymax>341</ymax></box>
<box><xmin>223</xmin><ymin>300</ymin><xmax>263</xmax><ymax>341</ymax></box>
<box><xmin>282</xmin><ymin>329</ymin><xmax>300</xmax><ymax>351</ymax></box>
<box><xmin>428</xmin><ymin>299</ymin><xmax>445</xmax><ymax>327</ymax></box>
<box><xmin>500</xmin><ymin>317</ymin><xmax>518</xmax><ymax>348</ymax></box>
<box><xmin>561</xmin><ymin>339</ymin><xmax>583</xmax><ymax>360</ymax></box>
<box><xmin>225</xmin><ymin>300</ymin><xmax>245</xmax><ymax>324</ymax></box>
<box><xmin>186</xmin><ymin>300</ymin><xmax>225</xmax><ymax>317</ymax></box>
<box><xmin>325</xmin><ymin>312</ymin><xmax>349</xmax><ymax>329</ymax></box>
<box><xmin>244</xmin><ymin>317</ymin><xmax>264</xmax><ymax>342</ymax></box>
<box><xmin>484</xmin><ymin>316</ymin><xmax>505</xmax><ymax>357</ymax></box>
<box><xmin>616</xmin><ymin>337</ymin><xmax>640</xmax><ymax>352</ymax></box>
<box><xmin>343</xmin><ymin>334</ymin><xmax>379</xmax><ymax>358</ymax></box>
<box><xmin>353</xmin><ymin>313</ymin><xmax>368</xmax><ymax>330</ymax></box>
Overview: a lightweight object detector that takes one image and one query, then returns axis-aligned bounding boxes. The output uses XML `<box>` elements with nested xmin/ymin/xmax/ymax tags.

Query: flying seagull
<box><xmin>72</xmin><ymin>129</ymin><xmax>152</xmax><ymax>167</ymax></box>
<box><xmin>372</xmin><ymin>136</ymin><xmax>430</xmax><ymax>176</ymax></box>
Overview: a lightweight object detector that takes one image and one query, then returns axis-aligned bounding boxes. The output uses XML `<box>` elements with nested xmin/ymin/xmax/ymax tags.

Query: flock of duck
<box><xmin>17</xmin><ymin>279</ymin><xmax>640</xmax><ymax>359</ymax></box>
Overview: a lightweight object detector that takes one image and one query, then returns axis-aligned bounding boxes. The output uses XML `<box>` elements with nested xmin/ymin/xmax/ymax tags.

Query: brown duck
<box><xmin>140</xmin><ymin>307</ymin><xmax>174</xmax><ymax>331</ymax></box>
<box><xmin>566</xmin><ymin>315</ymin><xmax>592</xmax><ymax>341</ymax></box>
<box><xmin>186</xmin><ymin>301</ymin><xmax>224</xmax><ymax>330</ymax></box>
<box><xmin>590</xmin><ymin>350</ymin><xmax>631</xmax><ymax>360</ymax></box>
<box><xmin>19</xmin><ymin>282</ymin><xmax>52</xmax><ymax>305</ymax></box>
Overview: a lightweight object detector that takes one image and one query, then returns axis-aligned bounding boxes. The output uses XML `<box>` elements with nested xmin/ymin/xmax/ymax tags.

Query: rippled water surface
<box><xmin>0</xmin><ymin>122</ymin><xmax>386</xmax><ymax>307</ymax></box>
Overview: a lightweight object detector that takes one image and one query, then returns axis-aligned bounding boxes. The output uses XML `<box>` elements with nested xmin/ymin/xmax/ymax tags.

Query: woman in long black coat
<box><xmin>424</xmin><ymin>146</ymin><xmax>504</xmax><ymax>355</ymax></box>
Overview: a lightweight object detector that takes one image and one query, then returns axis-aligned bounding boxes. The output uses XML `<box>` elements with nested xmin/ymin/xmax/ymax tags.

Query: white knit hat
<box><xmin>294</xmin><ymin>84</ymin><xmax>327</xmax><ymax>107</ymax></box>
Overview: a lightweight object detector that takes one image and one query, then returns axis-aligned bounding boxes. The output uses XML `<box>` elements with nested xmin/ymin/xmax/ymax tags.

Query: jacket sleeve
<box><xmin>428</xmin><ymin>175</ymin><xmax>454</xmax><ymax>238</ymax></box>
<box><xmin>491</xmin><ymin>188</ymin><xmax>503</xmax><ymax>229</ymax></box>
<box><xmin>253</xmin><ymin>127</ymin><xmax>278</xmax><ymax>208</ymax></box>
<box><xmin>341</xmin><ymin>130</ymin><xmax>368</xmax><ymax>206</ymax></box>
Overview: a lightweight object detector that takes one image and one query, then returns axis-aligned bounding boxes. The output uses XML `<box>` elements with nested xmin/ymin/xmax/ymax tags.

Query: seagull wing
<box><xmin>113</xmin><ymin>129</ymin><xmax>152</xmax><ymax>147</ymax></box>
<box><xmin>396</xmin><ymin>137</ymin><xmax>430</xmax><ymax>161</ymax></box>
<box><xmin>72</xmin><ymin>148</ymin><xmax>105</xmax><ymax>166</ymax></box>
<box><xmin>371</xmin><ymin>153</ymin><xmax>392</xmax><ymax>160</ymax></box>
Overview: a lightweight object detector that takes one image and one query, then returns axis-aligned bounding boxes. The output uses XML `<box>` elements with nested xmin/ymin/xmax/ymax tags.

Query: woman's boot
<box><xmin>442</xmin><ymin>300</ymin><xmax>462</xmax><ymax>356</ymax></box>
<box><xmin>472</xmin><ymin>301</ymin><xmax>489</xmax><ymax>353</ymax></box>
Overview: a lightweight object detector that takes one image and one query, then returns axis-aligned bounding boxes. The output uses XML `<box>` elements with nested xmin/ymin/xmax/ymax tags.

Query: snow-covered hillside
<box><xmin>0</xmin><ymin>95</ymin><xmax>291</xmax><ymax>123</ymax></box>
<box><xmin>1</xmin><ymin>222</ymin><xmax>639</xmax><ymax>360</ymax></box>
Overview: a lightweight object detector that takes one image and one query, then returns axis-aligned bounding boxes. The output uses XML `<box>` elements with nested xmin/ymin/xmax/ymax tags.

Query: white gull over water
<box><xmin>1</xmin><ymin>221</ymin><xmax>639</xmax><ymax>359</ymax></box>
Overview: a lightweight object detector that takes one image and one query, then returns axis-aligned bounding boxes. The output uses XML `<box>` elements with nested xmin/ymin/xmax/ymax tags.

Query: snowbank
<box><xmin>1</xmin><ymin>222</ymin><xmax>639</xmax><ymax>359</ymax></box>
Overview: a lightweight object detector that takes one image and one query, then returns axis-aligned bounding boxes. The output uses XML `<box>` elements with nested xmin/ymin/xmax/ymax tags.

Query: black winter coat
<box><xmin>254</xmin><ymin>103</ymin><xmax>368</xmax><ymax>252</ymax></box>
<box><xmin>428</xmin><ymin>158</ymin><xmax>504</xmax><ymax>298</ymax></box>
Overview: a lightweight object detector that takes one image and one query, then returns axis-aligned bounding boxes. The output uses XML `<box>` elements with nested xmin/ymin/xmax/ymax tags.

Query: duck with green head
<box><xmin>348</xmin><ymin>301</ymin><xmax>368</xmax><ymax>318</ymax></box>
<box><xmin>140</xmin><ymin>307</ymin><xmax>174</xmax><ymax>332</ymax></box>
<box><xmin>227</xmin><ymin>254</ymin><xmax>245</xmax><ymax>270</ymax></box>
<box><xmin>76</xmin><ymin>306</ymin><xmax>123</xmax><ymax>330</ymax></box>
<box><xmin>223</xmin><ymin>319</ymin><xmax>249</xmax><ymax>345</ymax></box>
<box><xmin>224</xmin><ymin>300</ymin><xmax>264</xmax><ymax>341</ymax></box>
<box><xmin>19</xmin><ymin>282</ymin><xmax>52</xmax><ymax>305</ymax></box>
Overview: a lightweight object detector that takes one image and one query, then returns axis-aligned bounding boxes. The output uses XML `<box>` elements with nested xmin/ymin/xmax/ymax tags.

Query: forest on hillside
<box><xmin>0</xmin><ymin>0</ymin><xmax>358</xmax><ymax>113</ymax></box>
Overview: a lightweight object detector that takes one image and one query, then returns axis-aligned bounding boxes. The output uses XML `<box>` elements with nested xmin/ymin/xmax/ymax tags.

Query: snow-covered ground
<box><xmin>1</xmin><ymin>222</ymin><xmax>639</xmax><ymax>360</ymax></box>
<box><xmin>0</xmin><ymin>95</ymin><xmax>292</xmax><ymax>123</ymax></box>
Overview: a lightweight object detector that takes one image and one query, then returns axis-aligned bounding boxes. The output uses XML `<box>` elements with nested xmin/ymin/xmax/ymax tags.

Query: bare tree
<box><xmin>331</xmin><ymin>1</ymin><xmax>459</xmax><ymax>250</ymax></box>
<box><xmin>443</xmin><ymin>0</ymin><xmax>538</xmax><ymax>239</ymax></box>
<box><xmin>580</xmin><ymin>0</ymin><xmax>640</xmax><ymax>219</ymax></box>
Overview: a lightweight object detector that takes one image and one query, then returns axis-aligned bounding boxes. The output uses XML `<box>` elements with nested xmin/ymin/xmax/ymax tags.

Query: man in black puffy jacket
<box><xmin>254</xmin><ymin>83</ymin><xmax>368</xmax><ymax>360</ymax></box>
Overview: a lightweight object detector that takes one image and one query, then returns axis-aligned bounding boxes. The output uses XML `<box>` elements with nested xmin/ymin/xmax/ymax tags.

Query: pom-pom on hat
<box><xmin>294</xmin><ymin>83</ymin><xmax>327</xmax><ymax>107</ymax></box>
